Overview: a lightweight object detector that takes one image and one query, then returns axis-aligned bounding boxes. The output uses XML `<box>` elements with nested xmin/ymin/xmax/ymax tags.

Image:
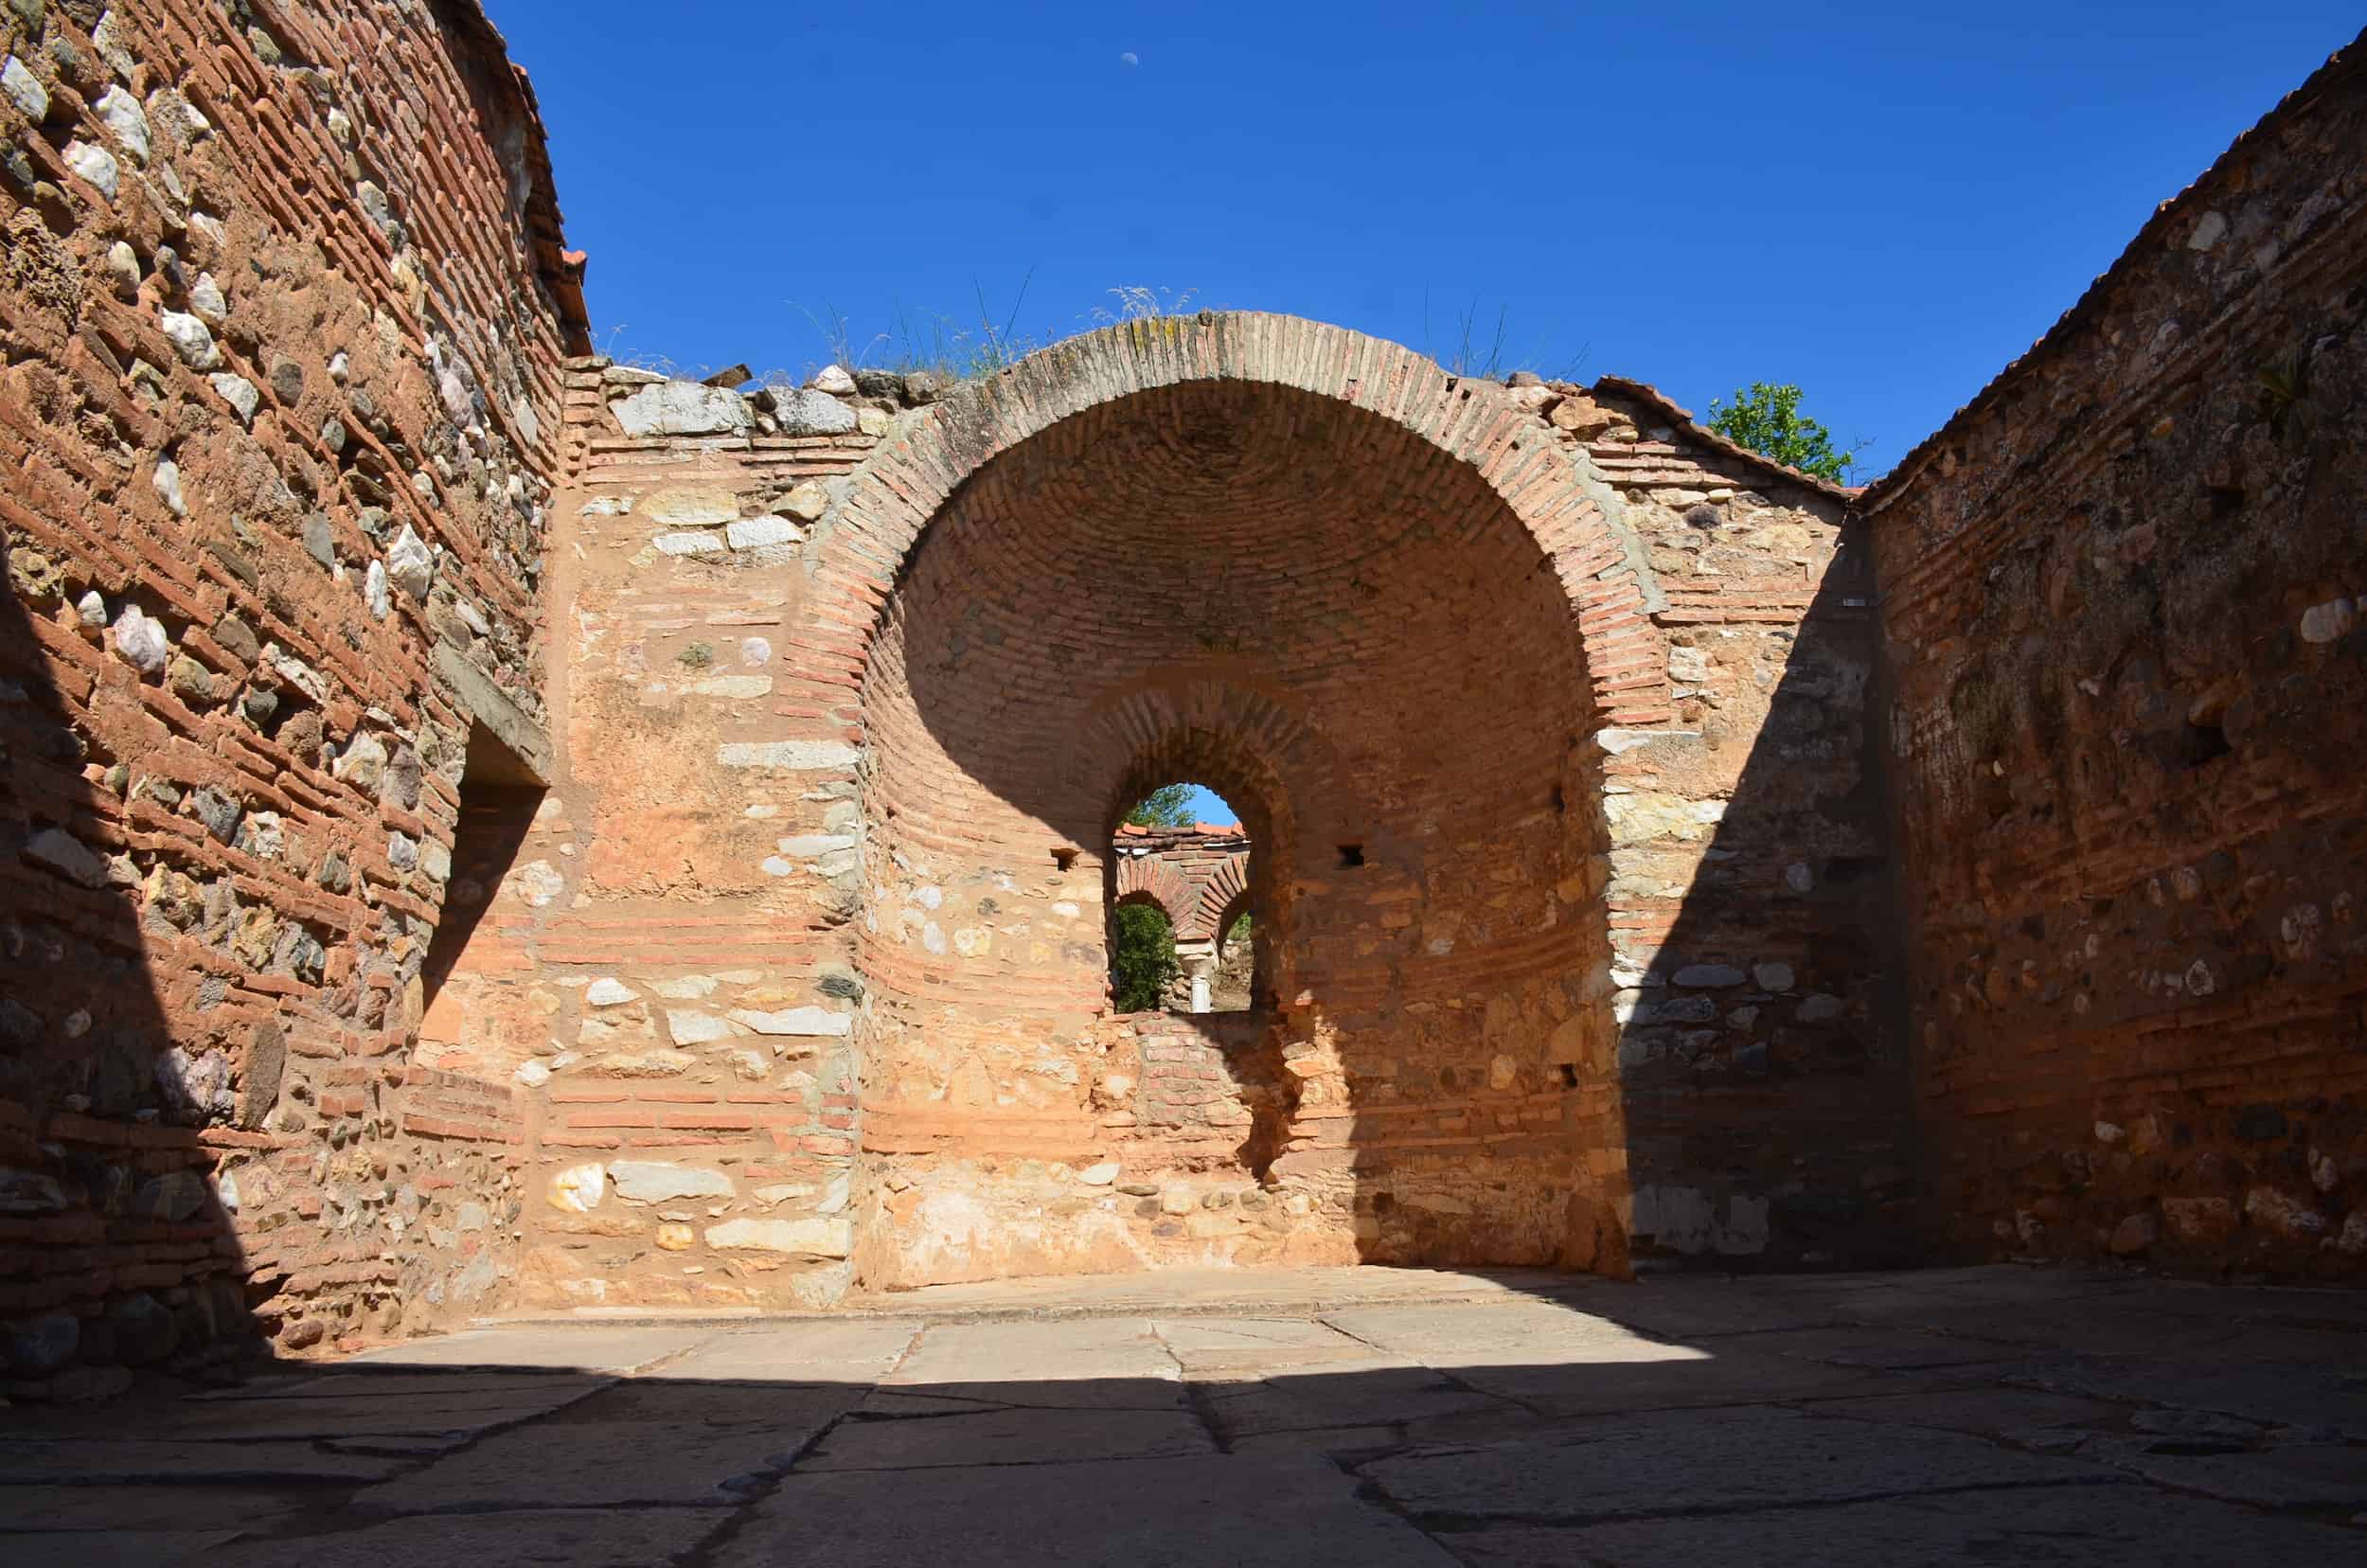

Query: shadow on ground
<box><xmin>4</xmin><ymin>1264</ymin><xmax>2363</xmax><ymax>1566</ymax></box>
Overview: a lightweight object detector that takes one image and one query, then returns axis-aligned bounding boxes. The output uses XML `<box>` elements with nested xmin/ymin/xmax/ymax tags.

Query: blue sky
<box><xmin>489</xmin><ymin>1</ymin><xmax>2358</xmax><ymax>826</ymax></box>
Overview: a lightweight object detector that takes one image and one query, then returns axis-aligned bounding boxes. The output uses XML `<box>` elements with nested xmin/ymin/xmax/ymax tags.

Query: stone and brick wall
<box><xmin>503</xmin><ymin>358</ymin><xmax>895</xmax><ymax>1310</ymax></box>
<box><xmin>1863</xmin><ymin>33</ymin><xmax>2367</xmax><ymax>1277</ymax></box>
<box><xmin>11</xmin><ymin>4</ymin><xmax>2346</xmax><ymax>1369</ymax></box>
<box><xmin>509</xmin><ymin>317</ymin><xmax>1907</xmax><ymax>1304</ymax></box>
<box><xmin>1564</xmin><ymin>379</ymin><xmax>1912</xmax><ymax>1266</ymax></box>
<box><xmin>0</xmin><ymin>0</ymin><xmax>579</xmax><ymax>1391</ymax></box>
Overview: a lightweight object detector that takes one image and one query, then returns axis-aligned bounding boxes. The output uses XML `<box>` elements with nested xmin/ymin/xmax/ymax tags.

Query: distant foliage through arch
<box><xmin>1111</xmin><ymin>900</ymin><xmax>1178</xmax><ymax>1011</ymax></box>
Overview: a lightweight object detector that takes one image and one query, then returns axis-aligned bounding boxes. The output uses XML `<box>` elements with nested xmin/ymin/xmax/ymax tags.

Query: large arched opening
<box><xmin>838</xmin><ymin>315</ymin><xmax>1634</xmax><ymax>1288</ymax></box>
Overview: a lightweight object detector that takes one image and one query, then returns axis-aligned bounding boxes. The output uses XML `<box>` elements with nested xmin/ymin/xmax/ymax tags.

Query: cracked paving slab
<box><xmin>0</xmin><ymin>1527</ymin><xmax>241</xmax><ymax>1565</ymax></box>
<box><xmin>2001</xmin><ymin>1354</ymin><xmax>2367</xmax><ymax>1439</ymax></box>
<box><xmin>350</xmin><ymin>1408</ymin><xmax>848</xmax><ymax>1512</ymax></box>
<box><xmin>651</xmin><ymin>1320</ymin><xmax>921</xmax><ymax>1383</ymax></box>
<box><xmin>338</xmin><ymin>1324</ymin><xmax>715</xmax><ymax>1373</ymax></box>
<box><xmin>116</xmin><ymin>1384</ymin><xmax>609</xmax><ymax>1441</ymax></box>
<box><xmin>1424</xmin><ymin>1481</ymin><xmax>2365</xmax><ymax>1567</ymax></box>
<box><xmin>177</xmin><ymin>1506</ymin><xmax>728</xmax><ymax>1567</ymax></box>
<box><xmin>1800</xmin><ymin>1383</ymin><xmax>2129</xmax><ymax>1434</ymax></box>
<box><xmin>11</xmin><ymin>1265</ymin><xmax>2359</xmax><ymax>1564</ymax></box>
<box><xmin>802</xmin><ymin>1403</ymin><xmax>1216</xmax><ymax>1470</ymax></box>
<box><xmin>1356</xmin><ymin>1404</ymin><xmax>2119</xmax><ymax>1522</ymax></box>
<box><xmin>722</xmin><ymin>1452</ymin><xmax>1462</xmax><ymax>1567</ymax></box>
<box><xmin>0</xmin><ymin>1438</ymin><xmax>410</xmax><ymax>1486</ymax></box>
<box><xmin>878</xmin><ymin>1317</ymin><xmax>1189</xmax><ymax>1408</ymax></box>
<box><xmin>2068</xmin><ymin>1434</ymin><xmax>2367</xmax><ymax>1507</ymax></box>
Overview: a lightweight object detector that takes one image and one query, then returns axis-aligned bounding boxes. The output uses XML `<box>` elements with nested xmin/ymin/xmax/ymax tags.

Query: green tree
<box><xmin>1124</xmin><ymin>783</ymin><xmax>1196</xmax><ymax>829</ymax></box>
<box><xmin>1706</xmin><ymin>383</ymin><xmax>1870</xmax><ymax>484</ymax></box>
<box><xmin>1111</xmin><ymin>901</ymin><xmax>1179</xmax><ymax>1012</ymax></box>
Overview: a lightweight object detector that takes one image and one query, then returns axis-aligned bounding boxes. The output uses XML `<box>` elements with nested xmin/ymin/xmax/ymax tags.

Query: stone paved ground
<box><xmin>4</xmin><ymin>1264</ymin><xmax>2363</xmax><ymax>1565</ymax></box>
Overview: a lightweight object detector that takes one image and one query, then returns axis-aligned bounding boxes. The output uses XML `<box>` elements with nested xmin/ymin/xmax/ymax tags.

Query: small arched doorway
<box><xmin>1109</xmin><ymin>781</ymin><xmax>1258</xmax><ymax>1015</ymax></box>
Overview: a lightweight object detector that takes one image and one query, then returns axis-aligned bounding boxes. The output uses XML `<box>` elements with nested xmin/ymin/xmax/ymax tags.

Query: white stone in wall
<box><xmin>666</xmin><ymin>1008</ymin><xmax>743</xmax><ymax>1043</ymax></box>
<box><xmin>92</xmin><ymin>14</ymin><xmax>137</xmax><ymax>78</ymax></box>
<box><xmin>157</xmin><ymin>310</ymin><xmax>220</xmax><ymax>369</ymax></box>
<box><xmin>2299</xmin><ymin>597</ymin><xmax>2354</xmax><ymax>644</ymax></box>
<box><xmin>1597</xmin><ymin>726</ymin><xmax>1697</xmax><ymax>755</ymax></box>
<box><xmin>704</xmin><ymin>1216</ymin><xmax>852</xmax><ymax>1256</ymax></box>
<box><xmin>775</xmin><ymin>834</ymin><xmax>856</xmax><ymax>858</ymax></box>
<box><xmin>185</xmin><ymin>272</ymin><xmax>228</xmax><ymax>326</ymax></box>
<box><xmin>611</xmin><ymin>381</ymin><xmax>754</xmax><ymax>437</ymax></box>
<box><xmin>95</xmin><ymin>85</ymin><xmax>150</xmax><ymax>164</ymax></box>
<box><xmin>763</xmin><ymin>387</ymin><xmax>856</xmax><ymax>437</ymax></box>
<box><xmin>3</xmin><ymin>56</ymin><xmax>49</xmax><ymax>121</ymax></box>
<box><xmin>639</xmin><ymin>486</ymin><xmax>738</xmax><ymax>525</ymax></box>
<box><xmin>688</xmin><ymin>675</ymin><xmax>772</xmax><ymax>698</ymax></box>
<box><xmin>725</xmin><ymin>515</ymin><xmax>801</xmax><ymax>550</ymax></box>
<box><xmin>727</xmin><ymin>1007</ymin><xmax>852</xmax><ymax>1038</ymax></box>
<box><xmin>27</xmin><ymin>828</ymin><xmax>110</xmax><ymax>889</ymax></box>
<box><xmin>387</xmin><ymin>524</ymin><xmax>436</xmax><ymax>600</ymax></box>
<box><xmin>110</xmin><ymin>605</ymin><xmax>168</xmax><ymax>673</ymax></box>
<box><xmin>585</xmin><ymin>977</ymin><xmax>638</xmax><ymax>1007</ymax></box>
<box><xmin>779</xmin><ymin>482</ymin><xmax>829</xmax><ymax>521</ymax></box>
<box><xmin>509</xmin><ymin>859</ymin><xmax>565</xmax><ymax>907</ymax></box>
<box><xmin>209</xmin><ymin>373</ymin><xmax>258</xmax><ymax>425</ymax></box>
<box><xmin>653</xmin><ymin>531</ymin><xmax>725</xmax><ymax>556</ymax></box>
<box><xmin>152</xmin><ymin>458</ymin><xmax>186</xmax><ymax>516</ymax></box>
<box><xmin>64</xmin><ymin>140</ymin><xmax>117</xmax><ymax>198</ymax></box>
<box><xmin>547</xmin><ymin>1163</ymin><xmax>606</xmax><ymax>1213</ymax></box>
<box><xmin>716</xmin><ymin>739</ymin><xmax>860</xmax><ymax>771</ymax></box>
<box><xmin>609</xmin><ymin>1161</ymin><xmax>734</xmax><ymax>1203</ymax></box>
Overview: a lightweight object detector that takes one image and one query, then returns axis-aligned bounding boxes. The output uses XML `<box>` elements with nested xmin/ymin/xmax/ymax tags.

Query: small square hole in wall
<box><xmin>1336</xmin><ymin>842</ymin><xmax>1364</xmax><ymax>868</ymax></box>
<box><xmin>1052</xmin><ymin>846</ymin><xmax>1078</xmax><ymax>871</ymax></box>
<box><xmin>1557</xmin><ymin>1062</ymin><xmax>1579</xmax><ymax>1089</ymax></box>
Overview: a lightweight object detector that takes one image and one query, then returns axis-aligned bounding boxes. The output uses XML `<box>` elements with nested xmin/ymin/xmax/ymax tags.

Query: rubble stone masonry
<box><xmin>1863</xmin><ymin>40</ymin><xmax>2367</xmax><ymax>1275</ymax></box>
<box><xmin>0</xmin><ymin>0</ymin><xmax>580</xmax><ymax>1393</ymax></box>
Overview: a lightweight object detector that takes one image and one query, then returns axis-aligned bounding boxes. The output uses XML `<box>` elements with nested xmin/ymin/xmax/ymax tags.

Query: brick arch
<box><xmin>1072</xmin><ymin>677</ymin><xmax>1350</xmax><ymax>853</ymax></box>
<box><xmin>1191</xmin><ymin>861</ymin><xmax>1251</xmax><ymax>946</ymax></box>
<box><xmin>845</xmin><ymin>312</ymin><xmax>1634</xmax><ymax>1287</ymax></box>
<box><xmin>1111</xmin><ymin>857</ymin><xmax>1195</xmax><ymax>935</ymax></box>
<box><xmin>807</xmin><ymin>311</ymin><xmax>1654</xmax><ymax>729</ymax></box>
<box><xmin>1070</xmin><ymin>681</ymin><xmax>1344</xmax><ymax>1007</ymax></box>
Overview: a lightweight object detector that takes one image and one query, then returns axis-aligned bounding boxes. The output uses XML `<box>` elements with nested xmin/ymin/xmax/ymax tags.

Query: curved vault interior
<box><xmin>856</xmin><ymin>377</ymin><xmax>1618</xmax><ymax>1283</ymax></box>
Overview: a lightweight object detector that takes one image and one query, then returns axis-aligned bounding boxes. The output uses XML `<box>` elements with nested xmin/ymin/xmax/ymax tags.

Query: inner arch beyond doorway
<box><xmin>828</xmin><ymin>314</ymin><xmax>1646</xmax><ymax>1289</ymax></box>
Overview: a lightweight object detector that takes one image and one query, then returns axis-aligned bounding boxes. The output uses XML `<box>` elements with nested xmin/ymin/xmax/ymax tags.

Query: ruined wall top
<box><xmin>1860</xmin><ymin>25</ymin><xmax>2367</xmax><ymax>519</ymax></box>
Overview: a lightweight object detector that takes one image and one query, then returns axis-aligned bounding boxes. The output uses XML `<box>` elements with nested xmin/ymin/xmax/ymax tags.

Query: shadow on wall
<box><xmin>1611</xmin><ymin>558</ymin><xmax>1918</xmax><ymax>1270</ymax></box>
<box><xmin>0</xmin><ymin>543</ymin><xmax>260</xmax><ymax>1397</ymax></box>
